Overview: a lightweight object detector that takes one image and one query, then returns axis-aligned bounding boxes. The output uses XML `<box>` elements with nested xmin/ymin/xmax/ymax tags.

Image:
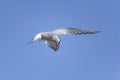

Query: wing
<box><xmin>51</xmin><ymin>27</ymin><xmax>100</xmax><ymax>35</ymax></box>
<box><xmin>44</xmin><ymin>40</ymin><xmax>60</xmax><ymax>51</ymax></box>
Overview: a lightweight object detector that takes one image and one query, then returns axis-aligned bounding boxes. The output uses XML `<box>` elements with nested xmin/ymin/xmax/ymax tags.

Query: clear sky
<box><xmin>0</xmin><ymin>0</ymin><xmax>120</xmax><ymax>80</ymax></box>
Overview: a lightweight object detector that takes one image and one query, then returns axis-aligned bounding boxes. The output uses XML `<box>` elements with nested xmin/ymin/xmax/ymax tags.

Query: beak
<box><xmin>27</xmin><ymin>39</ymin><xmax>34</xmax><ymax>45</ymax></box>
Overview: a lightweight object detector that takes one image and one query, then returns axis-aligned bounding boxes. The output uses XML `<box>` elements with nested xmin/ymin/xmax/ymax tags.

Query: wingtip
<box><xmin>53</xmin><ymin>48</ymin><xmax>59</xmax><ymax>51</ymax></box>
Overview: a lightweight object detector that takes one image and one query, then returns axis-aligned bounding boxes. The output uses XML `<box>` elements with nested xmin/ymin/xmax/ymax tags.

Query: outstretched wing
<box><xmin>51</xmin><ymin>27</ymin><xmax>100</xmax><ymax>35</ymax></box>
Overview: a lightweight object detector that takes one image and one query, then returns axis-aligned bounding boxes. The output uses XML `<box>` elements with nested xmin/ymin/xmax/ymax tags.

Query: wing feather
<box><xmin>51</xmin><ymin>27</ymin><xmax>100</xmax><ymax>35</ymax></box>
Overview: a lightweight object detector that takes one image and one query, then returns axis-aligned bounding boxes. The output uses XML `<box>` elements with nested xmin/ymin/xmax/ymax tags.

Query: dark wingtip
<box><xmin>53</xmin><ymin>48</ymin><xmax>59</xmax><ymax>51</ymax></box>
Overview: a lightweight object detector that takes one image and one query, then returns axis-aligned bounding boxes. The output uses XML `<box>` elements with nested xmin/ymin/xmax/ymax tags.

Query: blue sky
<box><xmin>0</xmin><ymin>0</ymin><xmax>120</xmax><ymax>80</ymax></box>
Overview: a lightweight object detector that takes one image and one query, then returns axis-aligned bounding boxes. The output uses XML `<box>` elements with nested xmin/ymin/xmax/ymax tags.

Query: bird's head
<box><xmin>28</xmin><ymin>33</ymin><xmax>42</xmax><ymax>44</ymax></box>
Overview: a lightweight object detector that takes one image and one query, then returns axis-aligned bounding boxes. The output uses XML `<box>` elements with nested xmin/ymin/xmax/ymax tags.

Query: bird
<box><xmin>28</xmin><ymin>27</ymin><xmax>100</xmax><ymax>51</ymax></box>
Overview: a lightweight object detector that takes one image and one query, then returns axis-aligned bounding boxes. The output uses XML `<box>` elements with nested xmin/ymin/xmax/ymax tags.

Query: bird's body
<box><xmin>41</xmin><ymin>34</ymin><xmax>60</xmax><ymax>51</ymax></box>
<box><xmin>29</xmin><ymin>27</ymin><xmax>100</xmax><ymax>51</ymax></box>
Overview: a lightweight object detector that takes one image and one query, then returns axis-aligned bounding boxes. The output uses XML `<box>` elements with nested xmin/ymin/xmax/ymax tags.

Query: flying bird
<box><xmin>28</xmin><ymin>27</ymin><xmax>100</xmax><ymax>51</ymax></box>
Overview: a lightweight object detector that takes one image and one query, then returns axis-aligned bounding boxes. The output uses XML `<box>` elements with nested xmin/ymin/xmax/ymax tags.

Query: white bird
<box><xmin>28</xmin><ymin>27</ymin><xmax>100</xmax><ymax>51</ymax></box>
